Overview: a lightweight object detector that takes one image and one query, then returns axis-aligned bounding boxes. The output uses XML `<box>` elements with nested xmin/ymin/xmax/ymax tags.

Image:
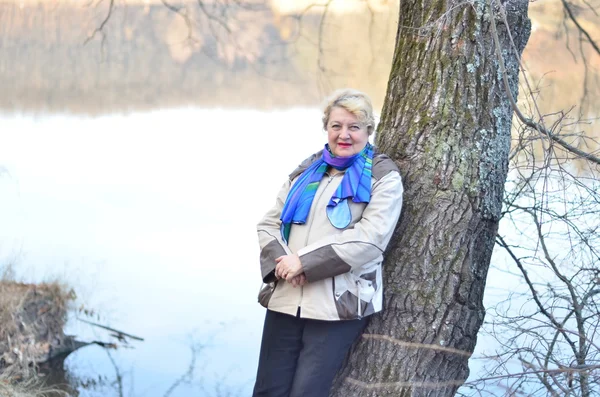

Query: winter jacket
<box><xmin>256</xmin><ymin>150</ymin><xmax>404</xmax><ymax>321</ymax></box>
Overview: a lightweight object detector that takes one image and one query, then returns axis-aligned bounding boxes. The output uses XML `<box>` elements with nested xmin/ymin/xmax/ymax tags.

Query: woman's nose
<box><xmin>340</xmin><ymin>128</ymin><xmax>351</xmax><ymax>138</ymax></box>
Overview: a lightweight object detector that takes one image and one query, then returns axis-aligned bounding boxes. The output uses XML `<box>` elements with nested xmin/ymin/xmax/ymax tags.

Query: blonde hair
<box><xmin>322</xmin><ymin>88</ymin><xmax>375</xmax><ymax>135</ymax></box>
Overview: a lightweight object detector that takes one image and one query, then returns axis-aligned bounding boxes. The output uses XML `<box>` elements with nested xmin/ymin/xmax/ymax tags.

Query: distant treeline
<box><xmin>0</xmin><ymin>1</ymin><xmax>599</xmax><ymax>118</ymax></box>
<box><xmin>0</xmin><ymin>2</ymin><xmax>396</xmax><ymax>114</ymax></box>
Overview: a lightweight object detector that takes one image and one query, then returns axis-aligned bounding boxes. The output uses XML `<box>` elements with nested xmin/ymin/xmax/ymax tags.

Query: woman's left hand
<box><xmin>275</xmin><ymin>254</ymin><xmax>303</xmax><ymax>281</ymax></box>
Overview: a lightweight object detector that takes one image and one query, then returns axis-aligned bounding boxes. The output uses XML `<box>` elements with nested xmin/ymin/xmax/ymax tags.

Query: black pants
<box><xmin>252</xmin><ymin>309</ymin><xmax>368</xmax><ymax>397</ymax></box>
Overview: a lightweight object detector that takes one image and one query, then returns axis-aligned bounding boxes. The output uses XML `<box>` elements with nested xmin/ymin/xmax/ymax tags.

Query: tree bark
<box><xmin>332</xmin><ymin>0</ymin><xmax>531</xmax><ymax>396</ymax></box>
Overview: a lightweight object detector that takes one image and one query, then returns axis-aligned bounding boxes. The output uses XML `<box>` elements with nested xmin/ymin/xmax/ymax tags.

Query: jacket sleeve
<box><xmin>297</xmin><ymin>171</ymin><xmax>403</xmax><ymax>283</ymax></box>
<box><xmin>257</xmin><ymin>179</ymin><xmax>294</xmax><ymax>283</ymax></box>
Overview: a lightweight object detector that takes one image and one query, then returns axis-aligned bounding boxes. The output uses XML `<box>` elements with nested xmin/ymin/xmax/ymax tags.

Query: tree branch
<box><xmin>490</xmin><ymin>0</ymin><xmax>600</xmax><ymax>166</ymax></box>
<box><xmin>561</xmin><ymin>0</ymin><xmax>600</xmax><ymax>57</ymax></box>
<box><xmin>496</xmin><ymin>235</ymin><xmax>580</xmax><ymax>356</ymax></box>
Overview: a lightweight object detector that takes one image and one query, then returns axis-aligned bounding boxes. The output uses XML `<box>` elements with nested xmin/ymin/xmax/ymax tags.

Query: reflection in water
<box><xmin>42</xmin><ymin>340</ymin><xmax>237</xmax><ymax>397</ymax></box>
<box><xmin>39</xmin><ymin>355</ymin><xmax>80</xmax><ymax>397</ymax></box>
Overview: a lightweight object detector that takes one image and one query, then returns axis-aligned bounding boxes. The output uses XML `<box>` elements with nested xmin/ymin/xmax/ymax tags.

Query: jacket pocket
<box><xmin>258</xmin><ymin>281</ymin><xmax>278</xmax><ymax>308</ymax></box>
<box><xmin>333</xmin><ymin>273</ymin><xmax>377</xmax><ymax>320</ymax></box>
<box><xmin>356</xmin><ymin>277</ymin><xmax>376</xmax><ymax>303</ymax></box>
<box><xmin>356</xmin><ymin>277</ymin><xmax>376</xmax><ymax>318</ymax></box>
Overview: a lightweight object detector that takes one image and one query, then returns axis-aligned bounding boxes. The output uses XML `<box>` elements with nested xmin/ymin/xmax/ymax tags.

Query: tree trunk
<box><xmin>332</xmin><ymin>0</ymin><xmax>531</xmax><ymax>396</ymax></box>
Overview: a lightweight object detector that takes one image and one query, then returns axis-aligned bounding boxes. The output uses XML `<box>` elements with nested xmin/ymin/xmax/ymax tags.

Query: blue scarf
<box><xmin>280</xmin><ymin>143</ymin><xmax>374</xmax><ymax>243</ymax></box>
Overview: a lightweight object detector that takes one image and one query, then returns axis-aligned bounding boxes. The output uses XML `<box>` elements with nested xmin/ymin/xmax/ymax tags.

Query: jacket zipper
<box><xmin>299</xmin><ymin>173</ymin><xmax>337</xmax><ymax>314</ymax></box>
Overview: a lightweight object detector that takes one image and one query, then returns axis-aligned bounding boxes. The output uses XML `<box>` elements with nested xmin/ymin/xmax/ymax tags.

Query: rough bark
<box><xmin>332</xmin><ymin>0</ymin><xmax>531</xmax><ymax>396</ymax></box>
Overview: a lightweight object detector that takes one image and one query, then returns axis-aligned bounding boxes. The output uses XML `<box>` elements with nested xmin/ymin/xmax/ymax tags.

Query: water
<box><xmin>0</xmin><ymin>107</ymin><xmax>328</xmax><ymax>396</ymax></box>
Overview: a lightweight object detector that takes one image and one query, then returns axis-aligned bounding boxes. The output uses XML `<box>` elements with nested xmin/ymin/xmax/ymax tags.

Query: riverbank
<box><xmin>0</xmin><ymin>279</ymin><xmax>74</xmax><ymax>396</ymax></box>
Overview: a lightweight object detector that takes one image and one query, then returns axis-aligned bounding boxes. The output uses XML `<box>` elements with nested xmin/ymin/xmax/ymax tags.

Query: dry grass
<box><xmin>0</xmin><ymin>265</ymin><xmax>74</xmax><ymax>396</ymax></box>
<box><xmin>0</xmin><ymin>376</ymin><xmax>68</xmax><ymax>397</ymax></box>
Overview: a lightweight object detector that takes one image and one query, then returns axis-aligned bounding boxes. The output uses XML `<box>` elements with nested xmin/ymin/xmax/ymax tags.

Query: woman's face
<box><xmin>326</xmin><ymin>107</ymin><xmax>370</xmax><ymax>157</ymax></box>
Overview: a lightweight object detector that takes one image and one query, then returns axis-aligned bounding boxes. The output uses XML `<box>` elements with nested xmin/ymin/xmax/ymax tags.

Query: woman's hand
<box><xmin>275</xmin><ymin>254</ymin><xmax>304</xmax><ymax>282</ymax></box>
<box><xmin>290</xmin><ymin>273</ymin><xmax>307</xmax><ymax>288</ymax></box>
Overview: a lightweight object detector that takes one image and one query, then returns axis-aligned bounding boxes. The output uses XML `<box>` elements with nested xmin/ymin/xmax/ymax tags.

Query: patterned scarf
<box><xmin>280</xmin><ymin>143</ymin><xmax>374</xmax><ymax>243</ymax></box>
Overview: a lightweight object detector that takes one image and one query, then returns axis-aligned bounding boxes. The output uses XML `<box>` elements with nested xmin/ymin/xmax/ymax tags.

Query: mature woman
<box><xmin>253</xmin><ymin>88</ymin><xmax>403</xmax><ymax>397</ymax></box>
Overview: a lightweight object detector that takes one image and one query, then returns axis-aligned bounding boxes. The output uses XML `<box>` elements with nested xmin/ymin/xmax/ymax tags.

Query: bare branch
<box><xmin>561</xmin><ymin>0</ymin><xmax>600</xmax><ymax>57</ymax></box>
<box><xmin>163</xmin><ymin>341</ymin><xmax>204</xmax><ymax>397</ymax></box>
<box><xmin>83</xmin><ymin>0</ymin><xmax>114</xmax><ymax>59</ymax></box>
<box><xmin>490</xmin><ymin>0</ymin><xmax>600</xmax><ymax>166</ymax></box>
<box><xmin>496</xmin><ymin>235</ymin><xmax>580</xmax><ymax>356</ymax></box>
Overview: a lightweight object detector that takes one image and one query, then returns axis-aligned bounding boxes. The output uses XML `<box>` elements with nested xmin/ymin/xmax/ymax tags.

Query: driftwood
<box><xmin>77</xmin><ymin>317</ymin><xmax>145</xmax><ymax>343</ymax></box>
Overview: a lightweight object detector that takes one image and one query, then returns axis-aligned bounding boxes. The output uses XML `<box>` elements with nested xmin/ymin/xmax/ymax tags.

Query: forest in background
<box><xmin>0</xmin><ymin>0</ymin><xmax>599</xmax><ymax>126</ymax></box>
<box><xmin>0</xmin><ymin>0</ymin><xmax>395</xmax><ymax>112</ymax></box>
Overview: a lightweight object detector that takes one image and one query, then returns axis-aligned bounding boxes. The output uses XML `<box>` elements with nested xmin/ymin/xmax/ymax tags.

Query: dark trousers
<box><xmin>252</xmin><ymin>309</ymin><xmax>368</xmax><ymax>397</ymax></box>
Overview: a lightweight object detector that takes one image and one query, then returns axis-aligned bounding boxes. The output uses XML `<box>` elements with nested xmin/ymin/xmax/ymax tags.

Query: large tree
<box><xmin>332</xmin><ymin>0</ymin><xmax>532</xmax><ymax>395</ymax></box>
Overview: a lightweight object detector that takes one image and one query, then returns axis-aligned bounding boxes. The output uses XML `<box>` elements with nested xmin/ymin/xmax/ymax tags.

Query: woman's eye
<box><xmin>331</xmin><ymin>125</ymin><xmax>341</xmax><ymax>129</ymax></box>
<box><xmin>350</xmin><ymin>125</ymin><xmax>359</xmax><ymax>131</ymax></box>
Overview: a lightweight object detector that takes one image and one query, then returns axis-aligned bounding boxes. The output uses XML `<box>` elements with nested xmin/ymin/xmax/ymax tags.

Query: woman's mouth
<box><xmin>338</xmin><ymin>143</ymin><xmax>352</xmax><ymax>148</ymax></box>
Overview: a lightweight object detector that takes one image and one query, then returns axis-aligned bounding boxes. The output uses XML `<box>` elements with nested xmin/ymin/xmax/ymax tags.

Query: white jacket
<box><xmin>257</xmin><ymin>151</ymin><xmax>403</xmax><ymax>321</ymax></box>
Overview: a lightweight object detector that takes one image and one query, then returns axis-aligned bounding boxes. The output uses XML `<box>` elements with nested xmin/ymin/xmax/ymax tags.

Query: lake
<box><xmin>0</xmin><ymin>107</ymin><xmax>332</xmax><ymax>396</ymax></box>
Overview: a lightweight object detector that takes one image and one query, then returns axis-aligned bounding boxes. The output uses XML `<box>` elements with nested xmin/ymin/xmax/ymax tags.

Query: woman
<box><xmin>253</xmin><ymin>88</ymin><xmax>403</xmax><ymax>397</ymax></box>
